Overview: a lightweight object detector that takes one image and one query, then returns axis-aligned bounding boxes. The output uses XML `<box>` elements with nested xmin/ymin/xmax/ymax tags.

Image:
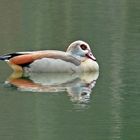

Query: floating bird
<box><xmin>0</xmin><ymin>40</ymin><xmax>99</xmax><ymax>73</ymax></box>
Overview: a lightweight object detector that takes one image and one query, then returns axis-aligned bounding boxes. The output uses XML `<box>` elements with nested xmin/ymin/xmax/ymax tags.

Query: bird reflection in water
<box><xmin>5</xmin><ymin>71</ymin><xmax>99</xmax><ymax>104</ymax></box>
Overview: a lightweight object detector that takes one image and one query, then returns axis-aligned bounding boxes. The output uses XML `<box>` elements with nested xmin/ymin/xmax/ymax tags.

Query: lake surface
<box><xmin>0</xmin><ymin>0</ymin><xmax>140</xmax><ymax>140</ymax></box>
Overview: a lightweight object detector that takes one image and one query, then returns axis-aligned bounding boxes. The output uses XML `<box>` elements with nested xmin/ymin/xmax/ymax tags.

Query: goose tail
<box><xmin>0</xmin><ymin>55</ymin><xmax>11</xmax><ymax>61</ymax></box>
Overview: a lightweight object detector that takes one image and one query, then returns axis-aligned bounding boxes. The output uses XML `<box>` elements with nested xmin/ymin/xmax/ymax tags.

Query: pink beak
<box><xmin>86</xmin><ymin>52</ymin><xmax>96</xmax><ymax>61</ymax></box>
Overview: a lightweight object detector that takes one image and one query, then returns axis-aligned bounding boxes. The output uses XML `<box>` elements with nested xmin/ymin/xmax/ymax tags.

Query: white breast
<box><xmin>80</xmin><ymin>59</ymin><xmax>99</xmax><ymax>72</ymax></box>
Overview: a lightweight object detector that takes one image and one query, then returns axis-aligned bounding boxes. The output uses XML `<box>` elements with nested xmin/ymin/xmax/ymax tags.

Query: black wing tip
<box><xmin>0</xmin><ymin>52</ymin><xmax>23</xmax><ymax>61</ymax></box>
<box><xmin>0</xmin><ymin>55</ymin><xmax>11</xmax><ymax>60</ymax></box>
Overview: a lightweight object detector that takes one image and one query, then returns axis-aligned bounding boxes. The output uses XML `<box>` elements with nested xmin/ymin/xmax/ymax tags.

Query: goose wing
<box><xmin>0</xmin><ymin>51</ymin><xmax>80</xmax><ymax>67</ymax></box>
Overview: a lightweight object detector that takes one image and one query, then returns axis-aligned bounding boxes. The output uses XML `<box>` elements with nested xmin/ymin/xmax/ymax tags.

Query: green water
<box><xmin>0</xmin><ymin>0</ymin><xmax>140</xmax><ymax>140</ymax></box>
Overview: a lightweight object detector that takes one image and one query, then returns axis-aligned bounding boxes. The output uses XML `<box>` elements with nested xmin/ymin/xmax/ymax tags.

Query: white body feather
<box><xmin>24</xmin><ymin>58</ymin><xmax>99</xmax><ymax>73</ymax></box>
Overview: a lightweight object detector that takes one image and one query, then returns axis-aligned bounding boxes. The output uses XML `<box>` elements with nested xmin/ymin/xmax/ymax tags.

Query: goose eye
<box><xmin>80</xmin><ymin>44</ymin><xmax>87</xmax><ymax>50</ymax></box>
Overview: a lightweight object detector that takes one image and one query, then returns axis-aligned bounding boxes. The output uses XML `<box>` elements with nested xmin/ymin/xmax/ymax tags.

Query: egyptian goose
<box><xmin>0</xmin><ymin>40</ymin><xmax>99</xmax><ymax>73</ymax></box>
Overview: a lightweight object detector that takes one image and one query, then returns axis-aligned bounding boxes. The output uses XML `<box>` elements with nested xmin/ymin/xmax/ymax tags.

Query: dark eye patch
<box><xmin>80</xmin><ymin>44</ymin><xmax>87</xmax><ymax>50</ymax></box>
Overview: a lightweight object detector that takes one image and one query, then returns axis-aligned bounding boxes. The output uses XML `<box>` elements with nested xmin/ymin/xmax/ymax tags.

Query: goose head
<box><xmin>66</xmin><ymin>40</ymin><xmax>96</xmax><ymax>61</ymax></box>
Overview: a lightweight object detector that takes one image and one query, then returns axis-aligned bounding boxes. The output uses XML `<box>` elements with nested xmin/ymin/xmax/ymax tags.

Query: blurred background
<box><xmin>0</xmin><ymin>0</ymin><xmax>140</xmax><ymax>140</ymax></box>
